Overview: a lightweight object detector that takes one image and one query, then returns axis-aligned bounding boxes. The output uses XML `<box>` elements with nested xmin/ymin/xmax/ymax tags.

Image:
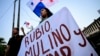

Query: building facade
<box><xmin>82</xmin><ymin>17</ymin><xmax>100</xmax><ymax>55</ymax></box>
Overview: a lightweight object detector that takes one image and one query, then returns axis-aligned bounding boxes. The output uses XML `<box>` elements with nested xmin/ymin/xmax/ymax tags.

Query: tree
<box><xmin>0</xmin><ymin>37</ymin><xmax>6</xmax><ymax>56</ymax></box>
<box><xmin>0</xmin><ymin>37</ymin><xmax>6</xmax><ymax>45</ymax></box>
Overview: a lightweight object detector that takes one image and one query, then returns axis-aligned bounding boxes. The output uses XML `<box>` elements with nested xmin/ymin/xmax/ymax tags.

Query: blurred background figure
<box><xmin>5</xmin><ymin>28</ymin><xmax>24</xmax><ymax>56</ymax></box>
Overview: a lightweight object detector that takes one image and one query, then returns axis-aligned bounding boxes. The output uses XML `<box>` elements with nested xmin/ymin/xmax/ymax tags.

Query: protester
<box><xmin>5</xmin><ymin>28</ymin><xmax>24</xmax><ymax>56</ymax></box>
<box><xmin>40</xmin><ymin>7</ymin><xmax>53</xmax><ymax>23</ymax></box>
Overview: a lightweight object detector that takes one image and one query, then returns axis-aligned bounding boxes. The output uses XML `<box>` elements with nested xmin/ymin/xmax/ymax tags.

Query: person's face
<box><xmin>13</xmin><ymin>28</ymin><xmax>18</xmax><ymax>35</ymax></box>
<box><xmin>41</xmin><ymin>9</ymin><xmax>47</xmax><ymax>17</ymax></box>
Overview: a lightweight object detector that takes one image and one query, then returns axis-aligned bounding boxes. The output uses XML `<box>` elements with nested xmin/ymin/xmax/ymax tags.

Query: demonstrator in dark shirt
<box><xmin>5</xmin><ymin>28</ymin><xmax>24</xmax><ymax>56</ymax></box>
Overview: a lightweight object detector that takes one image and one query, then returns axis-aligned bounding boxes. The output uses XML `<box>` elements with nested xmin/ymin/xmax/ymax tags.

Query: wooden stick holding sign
<box><xmin>21</xmin><ymin>27</ymin><xmax>26</xmax><ymax>36</ymax></box>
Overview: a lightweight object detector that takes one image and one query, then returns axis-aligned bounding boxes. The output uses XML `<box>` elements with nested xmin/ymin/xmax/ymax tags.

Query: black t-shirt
<box><xmin>7</xmin><ymin>35</ymin><xmax>23</xmax><ymax>56</ymax></box>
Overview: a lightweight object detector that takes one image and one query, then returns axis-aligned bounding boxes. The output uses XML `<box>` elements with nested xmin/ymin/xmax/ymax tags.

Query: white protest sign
<box><xmin>18</xmin><ymin>7</ymin><xmax>98</xmax><ymax>56</ymax></box>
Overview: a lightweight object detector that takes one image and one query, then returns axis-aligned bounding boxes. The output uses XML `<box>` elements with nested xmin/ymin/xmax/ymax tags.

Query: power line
<box><xmin>0</xmin><ymin>1</ymin><xmax>13</xmax><ymax>20</ymax></box>
<box><xmin>21</xmin><ymin>6</ymin><xmax>40</xmax><ymax>22</ymax></box>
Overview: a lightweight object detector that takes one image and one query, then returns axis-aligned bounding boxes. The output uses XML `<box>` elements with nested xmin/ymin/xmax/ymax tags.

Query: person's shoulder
<box><xmin>19</xmin><ymin>35</ymin><xmax>24</xmax><ymax>38</ymax></box>
<box><xmin>19</xmin><ymin>35</ymin><xmax>24</xmax><ymax>40</ymax></box>
<box><xmin>9</xmin><ymin>37</ymin><xmax>13</xmax><ymax>40</ymax></box>
<box><xmin>7</xmin><ymin>37</ymin><xmax>14</xmax><ymax>45</ymax></box>
<box><xmin>9</xmin><ymin>37</ymin><xmax>16</xmax><ymax>42</ymax></box>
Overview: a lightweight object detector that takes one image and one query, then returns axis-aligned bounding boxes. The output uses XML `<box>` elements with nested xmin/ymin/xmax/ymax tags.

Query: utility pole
<box><xmin>17</xmin><ymin>0</ymin><xmax>21</xmax><ymax>35</ymax></box>
<box><xmin>12</xmin><ymin>0</ymin><xmax>17</xmax><ymax>37</ymax></box>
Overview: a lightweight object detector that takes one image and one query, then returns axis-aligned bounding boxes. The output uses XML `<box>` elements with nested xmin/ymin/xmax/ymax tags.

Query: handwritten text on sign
<box><xmin>25</xmin><ymin>21</ymin><xmax>87</xmax><ymax>56</ymax></box>
<box><xmin>18</xmin><ymin>7</ymin><xmax>98</xmax><ymax>56</ymax></box>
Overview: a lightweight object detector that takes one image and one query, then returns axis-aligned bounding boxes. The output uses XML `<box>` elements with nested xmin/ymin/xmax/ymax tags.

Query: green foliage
<box><xmin>0</xmin><ymin>45</ymin><xmax>6</xmax><ymax>56</ymax></box>
<box><xmin>0</xmin><ymin>37</ymin><xmax>6</xmax><ymax>56</ymax></box>
<box><xmin>0</xmin><ymin>38</ymin><xmax>6</xmax><ymax>45</ymax></box>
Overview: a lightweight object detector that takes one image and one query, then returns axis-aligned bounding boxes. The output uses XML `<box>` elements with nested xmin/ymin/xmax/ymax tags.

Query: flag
<box><xmin>27</xmin><ymin>0</ymin><xmax>58</xmax><ymax>17</ymax></box>
<box><xmin>40</xmin><ymin>0</ymin><xmax>58</xmax><ymax>7</ymax></box>
<box><xmin>24</xmin><ymin>21</ymin><xmax>33</xmax><ymax>30</ymax></box>
<box><xmin>24</xmin><ymin>21</ymin><xmax>30</xmax><ymax>27</ymax></box>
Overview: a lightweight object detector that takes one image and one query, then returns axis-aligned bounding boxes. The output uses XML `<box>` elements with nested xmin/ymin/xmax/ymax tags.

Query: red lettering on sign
<box><xmin>52</xmin><ymin>29</ymin><xmax>63</xmax><ymax>47</ymax></box>
<box><xmin>41</xmin><ymin>25</ymin><xmax>44</xmax><ymax>35</ymax></box>
<box><xmin>25</xmin><ymin>37</ymin><xmax>29</xmax><ymax>47</ymax></box>
<box><xmin>41</xmin><ymin>40</ymin><xmax>50</xmax><ymax>54</ymax></box>
<box><xmin>46</xmin><ymin>45</ymin><xmax>71</xmax><ymax>56</ymax></box>
<box><xmin>74</xmin><ymin>29</ymin><xmax>86</xmax><ymax>47</ymax></box>
<box><xmin>60</xmin><ymin>46</ymin><xmax>71</xmax><ymax>56</ymax></box>
<box><xmin>52</xmin><ymin>29</ymin><xmax>64</xmax><ymax>47</ymax></box>
<box><xmin>90</xmin><ymin>53</ymin><xmax>93</xmax><ymax>56</ymax></box>
<box><xmin>24</xmin><ymin>21</ymin><xmax>93</xmax><ymax>56</ymax></box>
<box><xmin>25</xmin><ymin>46</ymin><xmax>33</xmax><ymax>56</ymax></box>
<box><xmin>35</xmin><ymin>21</ymin><xmax>51</xmax><ymax>40</ymax></box>
<box><xmin>60</xmin><ymin>24</ymin><xmax>71</xmax><ymax>41</ymax></box>
<box><xmin>46</xmin><ymin>51</ymin><xmax>59</xmax><ymax>56</ymax></box>
<box><xmin>33</xmin><ymin>42</ymin><xmax>40</xmax><ymax>56</ymax></box>
<box><xmin>46</xmin><ymin>53</ymin><xmax>53</xmax><ymax>56</ymax></box>
<box><xmin>48</xmin><ymin>34</ymin><xmax>54</xmax><ymax>49</ymax></box>
<box><xmin>45</xmin><ymin>21</ymin><xmax>50</xmax><ymax>32</ymax></box>
<box><xmin>54</xmin><ymin>51</ymin><xmax>59</xmax><ymax>56</ymax></box>
<box><xmin>35</xmin><ymin>28</ymin><xmax>42</xmax><ymax>40</ymax></box>
<box><xmin>30</xmin><ymin>32</ymin><xmax>35</xmax><ymax>42</ymax></box>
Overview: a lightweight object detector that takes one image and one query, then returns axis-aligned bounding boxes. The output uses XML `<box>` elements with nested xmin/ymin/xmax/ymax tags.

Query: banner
<box><xmin>27</xmin><ymin>0</ymin><xmax>58</xmax><ymax>17</ymax></box>
<box><xmin>18</xmin><ymin>7</ymin><xmax>98</xmax><ymax>56</ymax></box>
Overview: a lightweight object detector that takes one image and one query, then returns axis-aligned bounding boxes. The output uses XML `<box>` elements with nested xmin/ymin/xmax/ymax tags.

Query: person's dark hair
<box><xmin>40</xmin><ymin>8</ymin><xmax>53</xmax><ymax>23</ymax></box>
<box><xmin>42</xmin><ymin>7</ymin><xmax>53</xmax><ymax>18</ymax></box>
<box><xmin>14</xmin><ymin>28</ymin><xmax>19</xmax><ymax>31</ymax></box>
